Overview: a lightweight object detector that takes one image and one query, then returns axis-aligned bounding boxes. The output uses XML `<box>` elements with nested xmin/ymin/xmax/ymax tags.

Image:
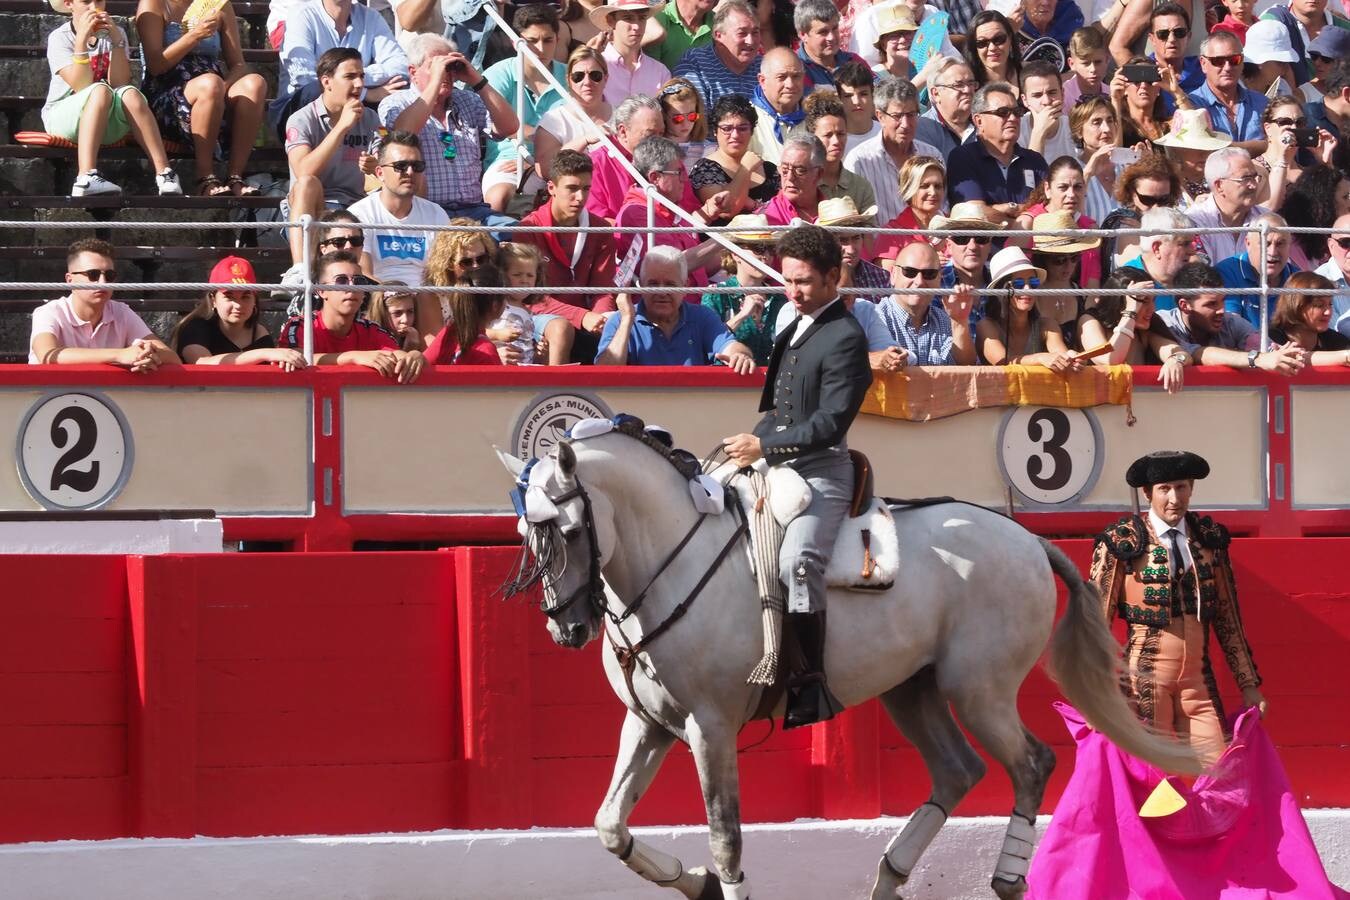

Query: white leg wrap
<box><xmin>621</xmin><ymin>837</ymin><xmax>684</xmax><ymax>884</ymax></box>
<box><xmin>883</xmin><ymin>802</ymin><xmax>949</xmax><ymax>878</ymax></box>
<box><xmin>993</xmin><ymin>814</ymin><xmax>1038</xmax><ymax>882</ymax></box>
<box><xmin>721</xmin><ymin>874</ymin><xmax>752</xmax><ymax>899</ymax></box>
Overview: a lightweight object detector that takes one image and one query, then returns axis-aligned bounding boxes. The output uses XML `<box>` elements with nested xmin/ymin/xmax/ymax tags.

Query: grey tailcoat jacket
<box><xmin>753</xmin><ymin>298</ymin><xmax>872</xmax><ymax>462</ymax></box>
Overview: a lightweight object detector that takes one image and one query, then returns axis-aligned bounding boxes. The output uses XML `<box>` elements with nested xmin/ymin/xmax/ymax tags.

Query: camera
<box><xmin>1292</xmin><ymin>127</ymin><xmax>1319</xmax><ymax>149</ymax></box>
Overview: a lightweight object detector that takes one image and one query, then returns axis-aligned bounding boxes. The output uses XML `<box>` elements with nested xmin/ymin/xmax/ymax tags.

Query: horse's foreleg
<box><xmin>595</xmin><ymin>712</ymin><xmax>708</xmax><ymax>896</ymax></box>
<box><xmin>688</xmin><ymin>719</ymin><xmax>751</xmax><ymax>900</ymax></box>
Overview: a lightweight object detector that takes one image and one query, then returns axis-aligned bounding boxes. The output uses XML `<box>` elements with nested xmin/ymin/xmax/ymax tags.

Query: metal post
<box><xmin>1257</xmin><ymin>220</ymin><xmax>1270</xmax><ymax>353</ymax></box>
<box><xmin>645</xmin><ymin>185</ymin><xmax>656</xmax><ymax>254</ymax></box>
<box><xmin>514</xmin><ymin>42</ymin><xmax>526</xmax><ymax>150</ymax></box>
<box><xmin>300</xmin><ymin>214</ymin><xmax>314</xmax><ymax>367</ymax></box>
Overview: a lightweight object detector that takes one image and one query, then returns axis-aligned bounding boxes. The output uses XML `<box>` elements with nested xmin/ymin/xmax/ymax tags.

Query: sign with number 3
<box><xmin>997</xmin><ymin>406</ymin><xmax>1103</xmax><ymax>506</ymax></box>
<box><xmin>17</xmin><ymin>392</ymin><xmax>134</xmax><ymax>511</ymax></box>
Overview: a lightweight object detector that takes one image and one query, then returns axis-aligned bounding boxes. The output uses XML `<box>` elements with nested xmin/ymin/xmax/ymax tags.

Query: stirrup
<box><xmin>783</xmin><ymin>674</ymin><xmax>844</xmax><ymax>729</ymax></box>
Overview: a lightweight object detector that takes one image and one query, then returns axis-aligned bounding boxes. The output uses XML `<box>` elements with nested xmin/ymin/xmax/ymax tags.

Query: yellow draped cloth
<box><xmin>861</xmin><ymin>365</ymin><xmax>1134</xmax><ymax>422</ymax></box>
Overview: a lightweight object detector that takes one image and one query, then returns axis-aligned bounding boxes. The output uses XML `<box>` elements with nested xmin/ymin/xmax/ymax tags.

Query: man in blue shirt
<box><xmin>1115</xmin><ymin>206</ymin><xmax>1196</xmax><ymax>311</ymax></box>
<box><xmin>597</xmin><ymin>245</ymin><xmax>757</xmax><ymax>369</ymax></box>
<box><xmin>673</xmin><ymin>0</ymin><xmax>763</xmax><ymax>110</ymax></box>
<box><xmin>875</xmin><ymin>243</ymin><xmax>978</xmax><ymax>366</ymax></box>
<box><xmin>1147</xmin><ymin>2</ymin><xmax>1204</xmax><ymax>116</ymax></box>
<box><xmin>1217</xmin><ymin>214</ymin><xmax>1300</xmax><ymax>328</ymax></box>
<box><xmin>946</xmin><ymin>83</ymin><xmax>1048</xmax><ymax>226</ymax></box>
<box><xmin>1305</xmin><ymin>57</ymin><xmax>1350</xmax><ymax>174</ymax></box>
<box><xmin>1186</xmin><ymin>31</ymin><xmax>1268</xmax><ymax>153</ymax></box>
<box><xmin>793</xmin><ymin>0</ymin><xmax>870</xmax><ymax>92</ymax></box>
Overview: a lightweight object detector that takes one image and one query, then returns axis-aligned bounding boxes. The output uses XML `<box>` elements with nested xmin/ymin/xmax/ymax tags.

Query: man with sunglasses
<box><xmin>30</xmin><ymin>238</ymin><xmax>179</xmax><ymax>369</ymax></box>
<box><xmin>946</xmin><ymin>83</ymin><xmax>1048</xmax><ymax>226</ymax></box>
<box><xmin>1187</xmin><ymin>32</ymin><xmax>1269</xmax><ymax>154</ymax></box>
<box><xmin>932</xmin><ymin>201</ymin><xmax>998</xmax><ymax>326</ymax></box>
<box><xmin>280</xmin><ymin>48</ymin><xmax>383</xmax><ymax>294</ymax></box>
<box><xmin>1305</xmin><ymin>58</ymin><xmax>1350</xmax><ymax>174</ymax></box>
<box><xmin>1259</xmin><ymin>0</ymin><xmax>1350</xmax><ymax>88</ymax></box>
<box><xmin>380</xmin><ymin>33</ymin><xmax>517</xmax><ymax>225</ymax></box>
<box><xmin>1142</xmin><ymin>2</ymin><xmax>1203</xmax><ymax>114</ymax></box>
<box><xmin>349</xmin><ymin>131</ymin><xmax>449</xmax><ymax>290</ymax></box>
<box><xmin>1313</xmin><ymin>212</ymin><xmax>1350</xmax><ymax>340</ymax></box>
<box><xmin>877</xmin><ymin>242</ymin><xmax>978</xmax><ymax>366</ymax></box>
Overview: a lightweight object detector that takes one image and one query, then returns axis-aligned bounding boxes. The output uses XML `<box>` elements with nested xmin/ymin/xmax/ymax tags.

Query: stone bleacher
<box><xmin>0</xmin><ymin>1</ymin><xmax>289</xmax><ymax>360</ymax></box>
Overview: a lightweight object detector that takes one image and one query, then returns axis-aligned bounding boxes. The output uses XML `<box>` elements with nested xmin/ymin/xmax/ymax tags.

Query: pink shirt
<box><xmin>601</xmin><ymin>46</ymin><xmax>671</xmax><ymax>109</ymax></box>
<box><xmin>29</xmin><ymin>295</ymin><xmax>154</xmax><ymax>363</ymax></box>
<box><xmin>759</xmin><ymin>190</ymin><xmax>819</xmax><ymax>226</ymax></box>
<box><xmin>586</xmin><ymin>144</ymin><xmax>698</xmax><ymax>219</ymax></box>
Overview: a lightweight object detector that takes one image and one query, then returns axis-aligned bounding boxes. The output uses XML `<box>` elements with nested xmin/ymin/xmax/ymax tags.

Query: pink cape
<box><xmin>1028</xmin><ymin>702</ymin><xmax>1348</xmax><ymax>900</ymax></box>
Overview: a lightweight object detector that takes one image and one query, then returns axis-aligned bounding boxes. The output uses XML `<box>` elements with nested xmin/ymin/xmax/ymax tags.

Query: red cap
<box><xmin>209</xmin><ymin>256</ymin><xmax>256</xmax><ymax>286</ymax></box>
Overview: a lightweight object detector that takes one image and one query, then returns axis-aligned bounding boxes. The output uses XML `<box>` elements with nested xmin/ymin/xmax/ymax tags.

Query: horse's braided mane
<box><xmin>608</xmin><ymin>415</ymin><xmax>702</xmax><ymax>482</ymax></box>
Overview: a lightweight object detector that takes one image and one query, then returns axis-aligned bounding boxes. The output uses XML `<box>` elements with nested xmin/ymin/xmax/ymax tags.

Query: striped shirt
<box><xmin>673</xmin><ymin>45</ymin><xmax>762</xmax><ymax>110</ymax></box>
<box><xmin>378</xmin><ymin>88</ymin><xmax>489</xmax><ymax>209</ymax></box>
<box><xmin>877</xmin><ymin>296</ymin><xmax>958</xmax><ymax>365</ymax></box>
<box><xmin>843</xmin><ymin>133</ymin><xmax>944</xmax><ymax>226</ymax></box>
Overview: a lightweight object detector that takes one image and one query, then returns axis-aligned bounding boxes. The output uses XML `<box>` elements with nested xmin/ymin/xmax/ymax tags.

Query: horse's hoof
<box><xmin>991</xmin><ymin>875</ymin><xmax>1028</xmax><ymax>900</ymax></box>
<box><xmin>690</xmin><ymin>866</ymin><xmax>724</xmax><ymax>900</ymax></box>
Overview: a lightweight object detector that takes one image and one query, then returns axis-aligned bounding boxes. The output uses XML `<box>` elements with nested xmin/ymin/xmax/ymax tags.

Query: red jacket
<box><xmin>516</xmin><ymin>203</ymin><xmax>617</xmax><ymax>328</ymax></box>
<box><xmin>424</xmin><ymin>328</ymin><xmax>502</xmax><ymax>365</ymax></box>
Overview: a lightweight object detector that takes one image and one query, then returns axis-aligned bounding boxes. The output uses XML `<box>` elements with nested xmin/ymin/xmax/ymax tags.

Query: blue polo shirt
<box><xmin>1118</xmin><ymin>256</ymin><xmax>1178</xmax><ymax>311</ymax></box>
<box><xmin>797</xmin><ymin>47</ymin><xmax>871</xmax><ymax>93</ymax></box>
<box><xmin>1217</xmin><ymin>252</ymin><xmax>1299</xmax><ymax>328</ymax></box>
<box><xmin>596</xmin><ymin>302</ymin><xmax>736</xmax><ymax>365</ymax></box>
<box><xmin>946</xmin><ymin>136</ymin><xmax>1048</xmax><ymax>208</ymax></box>
<box><xmin>1185</xmin><ymin>82</ymin><xmax>1267</xmax><ymax>143</ymax></box>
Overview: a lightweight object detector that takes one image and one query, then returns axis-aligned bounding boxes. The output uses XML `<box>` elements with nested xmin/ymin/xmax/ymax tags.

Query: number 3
<box><xmin>1026</xmin><ymin>409</ymin><xmax>1072</xmax><ymax>492</ymax></box>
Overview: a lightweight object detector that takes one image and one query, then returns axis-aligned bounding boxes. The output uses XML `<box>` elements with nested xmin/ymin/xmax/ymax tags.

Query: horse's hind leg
<box><xmin>596</xmin><ymin>711</ymin><xmax>710</xmax><ymax>898</ymax></box>
<box><xmin>869</xmin><ymin>666</ymin><xmax>988</xmax><ymax>900</ymax></box>
<box><xmin>949</xmin><ymin>687</ymin><xmax>1057</xmax><ymax>900</ymax></box>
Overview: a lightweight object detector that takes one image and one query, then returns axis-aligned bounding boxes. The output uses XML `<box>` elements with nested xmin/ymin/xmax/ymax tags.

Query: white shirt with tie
<box><xmin>789</xmin><ymin>297</ymin><xmax>841</xmax><ymax>344</ymax></box>
<box><xmin>1148</xmin><ymin>509</ymin><xmax>1194</xmax><ymax>574</ymax></box>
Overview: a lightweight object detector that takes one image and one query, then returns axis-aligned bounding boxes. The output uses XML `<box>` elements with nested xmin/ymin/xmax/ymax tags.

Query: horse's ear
<box><xmin>556</xmin><ymin>440</ymin><xmax>577</xmax><ymax>477</ymax></box>
<box><xmin>494</xmin><ymin>447</ymin><xmax>527</xmax><ymax>479</ymax></box>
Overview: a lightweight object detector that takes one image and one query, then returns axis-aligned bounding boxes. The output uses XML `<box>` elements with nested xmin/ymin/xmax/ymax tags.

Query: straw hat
<box><xmin>1154</xmin><ymin>109</ymin><xmax>1232</xmax><ymax>152</ymax></box>
<box><xmin>930</xmin><ymin>201</ymin><xmax>1006</xmax><ymax>231</ymax></box>
<box><xmin>589</xmin><ymin>0</ymin><xmax>666</xmax><ymax>31</ymax></box>
<box><xmin>1031</xmin><ymin>210</ymin><xmax>1100</xmax><ymax>254</ymax></box>
<box><xmin>872</xmin><ymin>3</ymin><xmax>919</xmax><ymax>37</ymax></box>
<box><xmin>724</xmin><ymin>213</ymin><xmax>778</xmax><ymax>246</ymax></box>
<box><xmin>988</xmin><ymin>247</ymin><xmax>1047</xmax><ymax>289</ymax></box>
<box><xmin>816</xmin><ymin>196</ymin><xmax>878</xmax><ymax>228</ymax></box>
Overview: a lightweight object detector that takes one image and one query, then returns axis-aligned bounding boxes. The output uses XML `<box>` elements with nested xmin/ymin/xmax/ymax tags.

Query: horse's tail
<box><xmin>1040</xmin><ymin>538</ymin><xmax>1204</xmax><ymax>775</ymax></box>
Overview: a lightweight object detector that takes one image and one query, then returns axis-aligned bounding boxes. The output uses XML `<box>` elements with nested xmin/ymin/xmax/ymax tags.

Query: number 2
<box><xmin>49</xmin><ymin>406</ymin><xmax>100</xmax><ymax>493</ymax></box>
<box><xmin>1026</xmin><ymin>408</ymin><xmax>1071</xmax><ymax>492</ymax></box>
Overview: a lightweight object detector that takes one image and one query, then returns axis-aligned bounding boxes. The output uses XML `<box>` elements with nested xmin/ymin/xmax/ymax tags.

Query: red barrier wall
<box><xmin>1</xmin><ymin>541</ymin><xmax>1346</xmax><ymax>844</ymax></box>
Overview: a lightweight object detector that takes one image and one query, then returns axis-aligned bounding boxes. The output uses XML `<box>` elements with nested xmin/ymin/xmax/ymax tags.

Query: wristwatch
<box><xmin>1247</xmin><ymin>349</ymin><xmax>1260</xmax><ymax>369</ymax></box>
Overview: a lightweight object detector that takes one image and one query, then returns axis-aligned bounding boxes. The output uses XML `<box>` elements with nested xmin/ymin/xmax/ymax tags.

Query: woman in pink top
<box><xmin>873</xmin><ymin>155</ymin><xmax>945</xmax><ymax>269</ymax></box>
<box><xmin>1014</xmin><ymin>155</ymin><xmax>1101</xmax><ymax>290</ymax></box>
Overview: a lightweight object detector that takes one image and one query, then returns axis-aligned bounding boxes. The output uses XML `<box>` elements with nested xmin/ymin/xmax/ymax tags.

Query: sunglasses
<box><xmin>70</xmin><ymin>268</ymin><xmax>117</xmax><ymax>282</ymax></box>
<box><xmin>660</xmin><ymin>83</ymin><xmax>689</xmax><ymax>96</ymax></box>
<box><xmin>1204</xmin><ymin>54</ymin><xmax>1243</xmax><ymax>69</ymax></box>
<box><xmin>1270</xmin><ymin>116</ymin><xmax>1307</xmax><ymax>128</ymax></box>
<box><xmin>974</xmin><ymin>33</ymin><xmax>1008</xmax><ymax>50</ymax></box>
<box><xmin>440</xmin><ymin>131</ymin><xmax>457</xmax><ymax>160</ymax></box>
<box><xmin>669</xmin><ymin>111</ymin><xmax>700</xmax><ymax>124</ymax></box>
<box><xmin>570</xmin><ymin>70</ymin><xmax>604</xmax><ymax>83</ymax></box>
<box><xmin>388</xmin><ymin>159</ymin><xmax>427</xmax><ymax>174</ymax></box>
<box><xmin>978</xmin><ymin>106</ymin><xmax>1022</xmax><ymax>119</ymax></box>
<box><xmin>1009</xmin><ymin>277</ymin><xmax>1041</xmax><ymax>290</ymax></box>
<box><xmin>1333</xmin><ymin>237</ymin><xmax>1350</xmax><ymax>251</ymax></box>
<box><xmin>319</xmin><ymin>235</ymin><xmax>365</xmax><ymax>249</ymax></box>
<box><xmin>1153</xmin><ymin>26</ymin><xmax>1189</xmax><ymax>40</ymax></box>
<box><xmin>1135</xmin><ymin>191</ymin><xmax>1171</xmax><ymax>207</ymax></box>
<box><xmin>950</xmin><ymin>235</ymin><xmax>992</xmax><ymax>246</ymax></box>
<box><xmin>898</xmin><ymin>265</ymin><xmax>939</xmax><ymax>279</ymax></box>
<box><xmin>329</xmin><ymin>274</ymin><xmax>362</xmax><ymax>286</ymax></box>
<box><xmin>456</xmin><ymin>251</ymin><xmax>489</xmax><ymax>268</ymax></box>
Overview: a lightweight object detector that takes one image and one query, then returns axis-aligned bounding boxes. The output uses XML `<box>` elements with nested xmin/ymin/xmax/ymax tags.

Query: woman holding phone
<box><xmin>1111</xmin><ymin>56</ymin><xmax>1169</xmax><ymax>147</ymax></box>
<box><xmin>1254</xmin><ymin>96</ymin><xmax>1341</xmax><ymax>211</ymax></box>
<box><xmin>1070</xmin><ymin>95</ymin><xmax>1132</xmax><ymax>226</ymax></box>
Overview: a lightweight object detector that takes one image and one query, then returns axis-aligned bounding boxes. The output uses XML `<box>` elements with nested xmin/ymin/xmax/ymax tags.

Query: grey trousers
<box><xmin>778</xmin><ymin>450</ymin><xmax>854</xmax><ymax>614</ymax></box>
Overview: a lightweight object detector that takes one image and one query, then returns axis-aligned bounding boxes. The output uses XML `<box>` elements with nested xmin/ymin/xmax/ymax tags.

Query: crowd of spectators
<box><xmin>29</xmin><ymin>0</ymin><xmax>1350</xmax><ymax>383</ymax></box>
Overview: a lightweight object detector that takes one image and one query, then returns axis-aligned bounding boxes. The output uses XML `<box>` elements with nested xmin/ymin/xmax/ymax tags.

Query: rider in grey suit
<box><xmin>723</xmin><ymin>224</ymin><xmax>873</xmax><ymax>729</ymax></box>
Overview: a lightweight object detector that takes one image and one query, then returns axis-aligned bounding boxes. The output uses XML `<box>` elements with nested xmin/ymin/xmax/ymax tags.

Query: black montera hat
<box><xmin>1125</xmin><ymin>450</ymin><xmax>1211</xmax><ymax>488</ymax></box>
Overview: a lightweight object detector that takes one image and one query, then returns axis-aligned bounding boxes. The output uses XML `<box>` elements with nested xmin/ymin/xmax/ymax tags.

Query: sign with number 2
<box><xmin>16</xmin><ymin>392</ymin><xmax>133</xmax><ymax>511</ymax></box>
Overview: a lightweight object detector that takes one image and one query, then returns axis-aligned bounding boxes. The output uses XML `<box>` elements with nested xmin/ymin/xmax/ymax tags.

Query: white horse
<box><xmin>497</xmin><ymin>418</ymin><xmax>1199</xmax><ymax>900</ymax></box>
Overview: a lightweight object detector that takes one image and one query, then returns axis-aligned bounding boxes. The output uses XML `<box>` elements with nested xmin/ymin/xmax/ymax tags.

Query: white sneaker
<box><xmin>276</xmin><ymin>262</ymin><xmax>310</xmax><ymax>307</ymax></box>
<box><xmin>156</xmin><ymin>169</ymin><xmax>183</xmax><ymax>196</ymax></box>
<box><xmin>71</xmin><ymin>170</ymin><xmax>121</xmax><ymax>196</ymax></box>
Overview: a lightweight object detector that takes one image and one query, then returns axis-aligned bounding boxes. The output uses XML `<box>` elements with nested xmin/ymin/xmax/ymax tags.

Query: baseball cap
<box><xmin>208</xmin><ymin>255</ymin><xmax>257</xmax><ymax>286</ymax></box>
<box><xmin>1307</xmin><ymin>27</ymin><xmax>1350</xmax><ymax>60</ymax></box>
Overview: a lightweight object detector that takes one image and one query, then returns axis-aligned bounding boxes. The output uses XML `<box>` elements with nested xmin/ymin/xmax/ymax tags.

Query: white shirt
<box><xmin>1183</xmin><ymin>197</ymin><xmax>1270</xmax><ymax>266</ymax></box>
<box><xmin>843</xmin><ymin>133</ymin><xmax>945</xmax><ymax>226</ymax></box>
<box><xmin>1018</xmin><ymin>114</ymin><xmax>1077</xmax><ymax>166</ymax></box>
<box><xmin>789</xmin><ymin>297</ymin><xmax>842</xmax><ymax>343</ymax></box>
<box><xmin>348</xmin><ymin>192</ymin><xmax>451</xmax><ymax>286</ymax></box>
<box><xmin>1315</xmin><ymin>258</ymin><xmax>1350</xmax><ymax>339</ymax></box>
<box><xmin>386</xmin><ymin>0</ymin><xmax>446</xmax><ymax>53</ymax></box>
<box><xmin>775</xmin><ymin>296</ymin><xmax>892</xmax><ymax>350</ymax></box>
<box><xmin>844</xmin><ymin>121</ymin><xmax>882</xmax><ymax>156</ymax></box>
<box><xmin>1148</xmin><ymin>509</ymin><xmax>1195</xmax><ymax>573</ymax></box>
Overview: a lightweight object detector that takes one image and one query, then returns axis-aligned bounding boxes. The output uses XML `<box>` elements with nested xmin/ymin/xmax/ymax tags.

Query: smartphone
<box><xmin>1110</xmin><ymin>147</ymin><xmax>1141</xmax><ymax>166</ymax></box>
<box><xmin>1121</xmin><ymin>63</ymin><xmax>1161</xmax><ymax>84</ymax></box>
<box><xmin>1292</xmin><ymin>127</ymin><xmax>1319</xmax><ymax>148</ymax></box>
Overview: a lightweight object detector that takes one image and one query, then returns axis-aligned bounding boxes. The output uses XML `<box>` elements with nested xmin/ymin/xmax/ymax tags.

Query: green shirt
<box><xmin>819</xmin><ymin>168</ymin><xmax>877</xmax><ymax>220</ymax></box>
<box><xmin>701</xmin><ymin>277</ymin><xmax>785</xmax><ymax>365</ymax></box>
<box><xmin>651</xmin><ymin>2</ymin><xmax>714</xmax><ymax>70</ymax></box>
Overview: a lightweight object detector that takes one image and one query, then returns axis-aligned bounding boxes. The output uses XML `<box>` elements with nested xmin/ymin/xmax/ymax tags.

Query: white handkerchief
<box><xmin>689</xmin><ymin>474</ymin><xmax>727</xmax><ymax>514</ymax></box>
<box><xmin>568</xmin><ymin>418</ymin><xmax>615</xmax><ymax>440</ymax></box>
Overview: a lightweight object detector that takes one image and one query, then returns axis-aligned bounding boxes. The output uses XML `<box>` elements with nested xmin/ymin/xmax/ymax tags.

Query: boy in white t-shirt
<box><xmin>43</xmin><ymin>0</ymin><xmax>183</xmax><ymax>196</ymax></box>
<box><xmin>1020</xmin><ymin>60</ymin><xmax>1078</xmax><ymax>163</ymax></box>
<box><xmin>349</xmin><ymin>130</ymin><xmax>451</xmax><ymax>287</ymax></box>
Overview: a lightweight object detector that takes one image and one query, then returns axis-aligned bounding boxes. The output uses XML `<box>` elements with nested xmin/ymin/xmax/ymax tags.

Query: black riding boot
<box><xmin>784</xmin><ymin>611</ymin><xmax>844</xmax><ymax>729</ymax></box>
